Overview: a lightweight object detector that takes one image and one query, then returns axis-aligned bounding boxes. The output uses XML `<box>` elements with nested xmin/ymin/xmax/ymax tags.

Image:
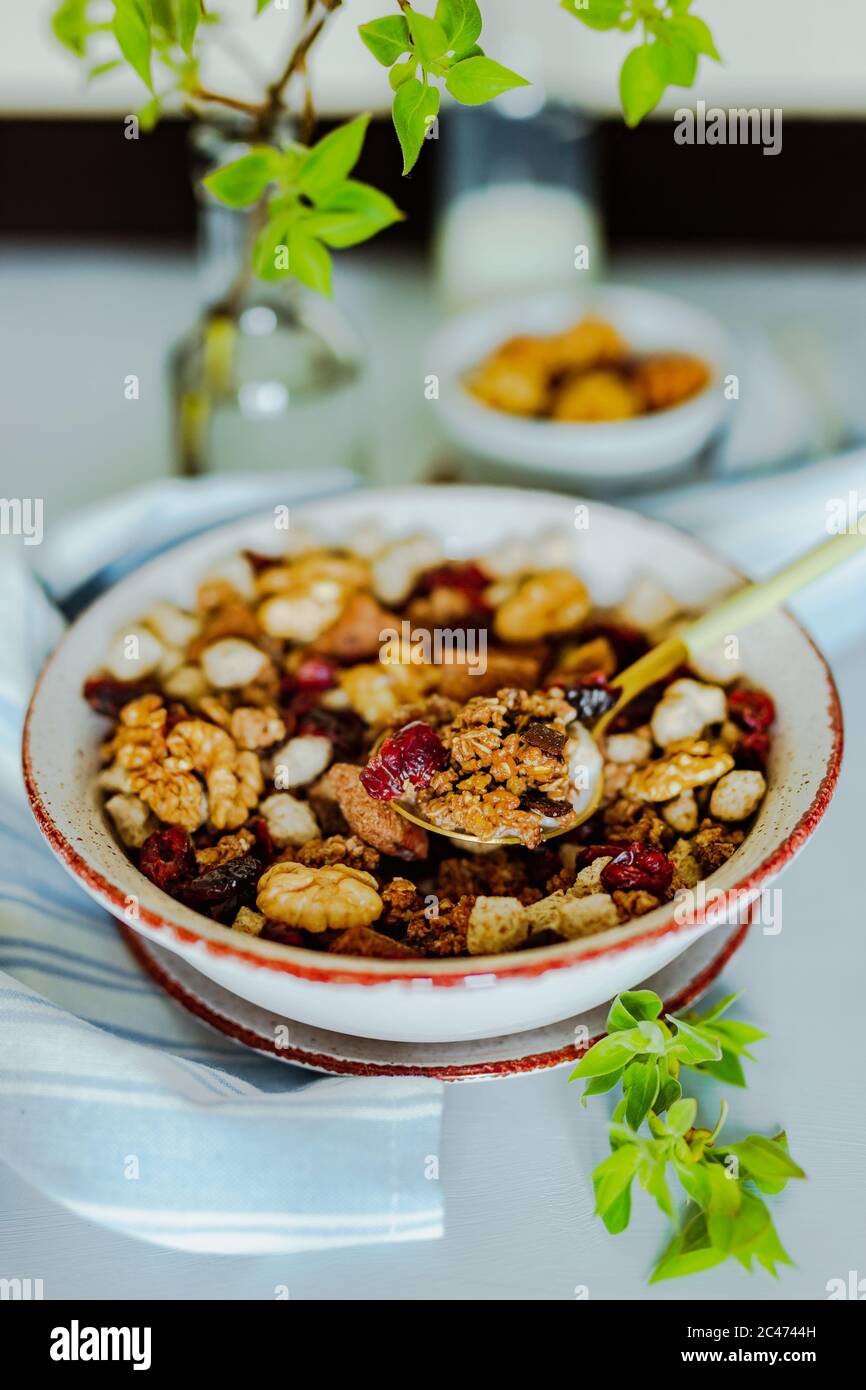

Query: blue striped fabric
<box><xmin>0</xmin><ymin>482</ymin><xmax>443</xmax><ymax>1254</ymax></box>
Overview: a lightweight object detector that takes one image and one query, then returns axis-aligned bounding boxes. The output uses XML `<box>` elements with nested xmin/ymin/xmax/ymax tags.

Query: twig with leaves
<box><xmin>51</xmin><ymin>1</ymin><xmax>721</xmax><ymax>292</ymax></box>
<box><xmin>572</xmin><ymin>989</ymin><xmax>806</xmax><ymax>1283</ymax></box>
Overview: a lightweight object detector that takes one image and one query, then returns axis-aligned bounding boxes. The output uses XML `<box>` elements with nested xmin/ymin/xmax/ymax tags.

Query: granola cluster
<box><xmin>467</xmin><ymin>316</ymin><xmax>711</xmax><ymax>422</ymax></box>
<box><xmin>84</xmin><ymin>530</ymin><xmax>771</xmax><ymax>960</ymax></box>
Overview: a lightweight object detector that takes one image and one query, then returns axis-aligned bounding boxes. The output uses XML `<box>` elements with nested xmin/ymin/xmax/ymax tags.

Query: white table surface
<box><xmin>1</xmin><ymin>244</ymin><xmax>865</xmax><ymax>1300</ymax></box>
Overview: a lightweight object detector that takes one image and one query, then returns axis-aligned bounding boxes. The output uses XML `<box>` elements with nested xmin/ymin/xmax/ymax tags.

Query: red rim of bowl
<box><xmin>118</xmin><ymin>918</ymin><xmax>752</xmax><ymax>1080</ymax></box>
<box><xmin>21</xmin><ymin>501</ymin><xmax>844</xmax><ymax>991</ymax></box>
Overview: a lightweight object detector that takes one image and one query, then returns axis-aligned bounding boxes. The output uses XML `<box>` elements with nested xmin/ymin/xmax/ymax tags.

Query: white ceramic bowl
<box><xmin>431</xmin><ymin>285</ymin><xmax>733</xmax><ymax>485</ymax></box>
<box><xmin>24</xmin><ymin>486</ymin><xmax>841</xmax><ymax>1043</ymax></box>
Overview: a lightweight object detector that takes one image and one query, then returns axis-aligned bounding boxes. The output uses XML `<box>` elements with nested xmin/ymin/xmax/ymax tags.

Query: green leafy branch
<box><xmin>571</xmin><ymin>990</ymin><xmax>805</xmax><ymax>1282</ymax></box>
<box><xmin>360</xmin><ymin>0</ymin><xmax>527</xmax><ymax>174</ymax></box>
<box><xmin>52</xmin><ymin>0</ymin><xmax>721</xmax><ymax>291</ymax></box>
<box><xmin>562</xmin><ymin>0</ymin><xmax>720</xmax><ymax>127</ymax></box>
<box><xmin>203</xmin><ymin>114</ymin><xmax>403</xmax><ymax>295</ymax></box>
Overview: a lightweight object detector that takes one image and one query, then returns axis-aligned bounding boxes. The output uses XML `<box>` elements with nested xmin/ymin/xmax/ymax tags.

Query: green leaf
<box><xmin>136</xmin><ymin>94</ymin><xmax>161</xmax><ymax>131</ymax></box>
<box><xmin>88</xmin><ymin>59</ymin><xmax>124</xmax><ymax>81</ymax></box>
<box><xmin>204</xmin><ymin>148</ymin><xmax>285</xmax><ymax>208</ymax></box>
<box><xmin>578</xmin><ymin>1069</ymin><xmax>623</xmax><ymax>1103</ymax></box>
<box><xmin>695</xmin><ymin>992</ymin><xmax>740</xmax><ymax>1023</ymax></box>
<box><xmin>623</xmin><ymin>1060</ymin><xmax>659</xmax><ymax>1130</ymax></box>
<box><xmin>52</xmin><ymin>0</ymin><xmax>90</xmax><ymax>57</ymax></box>
<box><xmin>288</xmin><ymin>225</ymin><xmax>332</xmax><ymax>295</ymax></box>
<box><xmin>303</xmin><ymin>179</ymin><xmax>403</xmax><ymax>247</ymax></box>
<box><xmin>569</xmin><ymin>1030</ymin><xmax>645</xmax><ymax>1080</ymax></box>
<box><xmin>619</xmin><ymin>42</ymin><xmax>667</xmax><ymax>127</ymax></box>
<box><xmin>656</xmin><ymin>1076</ymin><xmax>682</xmax><ymax>1112</ymax></box>
<box><xmin>445</xmin><ymin>55</ymin><xmax>529</xmax><ymax>105</ymax></box>
<box><xmin>435</xmin><ymin>0</ymin><xmax>482</xmax><ymax>56</ymax></box>
<box><xmin>298</xmin><ymin>114</ymin><xmax>371</xmax><ymax>199</ymax></box>
<box><xmin>672</xmin><ymin>1154</ymin><xmax>710</xmax><ymax>1207</ymax></box>
<box><xmin>177</xmin><ymin>0</ymin><xmax>200</xmax><ymax>57</ymax></box>
<box><xmin>256</xmin><ymin>0</ymin><xmax>271</xmax><ymax>13</ymax></box>
<box><xmin>667</xmin><ymin>1015</ymin><xmax>722</xmax><ymax>1065</ymax></box>
<box><xmin>601</xmin><ymin>1182</ymin><xmax>632</xmax><ymax>1235</ymax></box>
<box><xmin>668</xmin><ymin>15</ymin><xmax>721</xmax><ymax>61</ymax></box>
<box><xmin>561</xmin><ymin>0</ymin><xmax>625</xmax><ymax>31</ymax></box>
<box><xmin>359</xmin><ymin>15</ymin><xmax>411</xmax><ymax>67</ymax></box>
<box><xmin>405</xmin><ymin>6</ymin><xmax>449</xmax><ymax>64</ymax></box>
<box><xmin>593</xmin><ymin>1144</ymin><xmax>640</xmax><ymax>1221</ymax></box>
<box><xmin>252</xmin><ymin>214</ymin><xmax>293</xmax><ymax>282</ymax></box>
<box><xmin>655</xmin><ymin>34</ymin><xmax>697</xmax><ymax>87</ymax></box>
<box><xmin>638</xmin><ymin>1147</ymin><xmax>675</xmax><ymax>1219</ymax></box>
<box><xmin>112</xmin><ymin>0</ymin><xmax>154</xmax><ymax>93</ymax></box>
<box><xmin>725</xmin><ymin>1135</ymin><xmax>806</xmax><ymax>1185</ymax></box>
<box><xmin>392</xmin><ymin>77</ymin><xmax>440</xmax><ymax>174</ymax></box>
<box><xmin>666</xmin><ymin>1097</ymin><xmax>697</xmax><ymax>1136</ymax></box>
<box><xmin>606</xmin><ymin>989</ymin><xmax>662</xmax><ymax>1032</ymax></box>
<box><xmin>712</xmin><ymin>1019</ymin><xmax>767</xmax><ymax>1052</ymax></box>
<box><xmin>390</xmin><ymin>59</ymin><xmax>417</xmax><ymax>90</ymax></box>
<box><xmin>650</xmin><ymin>1212</ymin><xmax>729</xmax><ymax>1282</ymax></box>
<box><xmin>699</xmin><ymin>1050</ymin><xmax>747</xmax><ymax>1088</ymax></box>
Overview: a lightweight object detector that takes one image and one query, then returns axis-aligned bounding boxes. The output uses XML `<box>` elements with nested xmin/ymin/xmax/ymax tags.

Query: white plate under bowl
<box><xmin>431</xmin><ymin>285</ymin><xmax>733</xmax><ymax>485</ymax></box>
<box><xmin>120</xmin><ymin>918</ymin><xmax>750</xmax><ymax>1081</ymax></box>
<box><xmin>24</xmin><ymin>485</ymin><xmax>841</xmax><ymax>1043</ymax></box>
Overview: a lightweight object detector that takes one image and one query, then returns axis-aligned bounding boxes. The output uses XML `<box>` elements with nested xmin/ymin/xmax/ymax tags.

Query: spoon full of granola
<box><xmin>360</xmin><ymin>529</ymin><xmax>865</xmax><ymax>847</ymax></box>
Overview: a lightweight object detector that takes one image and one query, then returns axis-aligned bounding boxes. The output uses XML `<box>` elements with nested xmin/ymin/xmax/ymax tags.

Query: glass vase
<box><xmin>170</xmin><ymin>118</ymin><xmax>369</xmax><ymax>478</ymax></box>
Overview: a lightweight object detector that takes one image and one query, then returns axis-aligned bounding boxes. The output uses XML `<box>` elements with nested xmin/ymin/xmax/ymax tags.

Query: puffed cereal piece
<box><xmin>104</xmin><ymin>625</ymin><xmax>165</xmax><ymax>681</ymax></box>
<box><xmin>371</xmin><ymin>534</ymin><xmax>443</xmax><ymax>606</ymax></box>
<box><xmin>661</xmin><ymin>789</ymin><xmax>699</xmax><ymax>834</ymax></box>
<box><xmin>256</xmin><ymin>861</ymin><xmax>382</xmax><ymax>933</ymax></box>
<box><xmin>568</xmin><ymin>856</ymin><xmax>613</xmax><ymax>897</ymax></box>
<box><xmin>143</xmin><ymin>601</ymin><xmax>201</xmax><ymax>648</ymax></box>
<box><xmin>615</xmin><ymin>574</ymin><xmax>681</xmax><ymax>633</ymax></box>
<box><xmin>259</xmin><ymin>792</ymin><xmax>320</xmax><ymax>848</ymax></box>
<box><xmin>605</xmin><ymin>731</ymin><xmax>652</xmax><ymax>766</ymax></box>
<box><xmin>529</xmin><ymin>891</ymin><xmax>619</xmax><ymax>940</ymax></box>
<box><xmin>650</xmin><ymin>678</ymin><xmax>726</xmax><ymax>749</ymax></box>
<box><xmin>466</xmin><ymin>896</ymin><xmax>529</xmax><ymax>955</ymax></box>
<box><xmin>232</xmin><ymin>906</ymin><xmax>266</xmax><ymax>937</ymax></box>
<box><xmin>200</xmin><ymin>637</ymin><xmax>269</xmax><ymax>690</ymax></box>
<box><xmin>271</xmin><ymin>735</ymin><xmax>332</xmax><ymax>789</ymax></box>
<box><xmin>104</xmin><ymin>793</ymin><xmax>156</xmax><ymax>849</ymax></box>
<box><xmin>709</xmin><ymin>770</ymin><xmax>767</xmax><ymax>823</ymax></box>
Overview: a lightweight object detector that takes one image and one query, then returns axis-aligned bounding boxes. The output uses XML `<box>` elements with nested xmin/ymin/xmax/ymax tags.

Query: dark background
<box><xmin>2</xmin><ymin>114</ymin><xmax>865</xmax><ymax>250</ymax></box>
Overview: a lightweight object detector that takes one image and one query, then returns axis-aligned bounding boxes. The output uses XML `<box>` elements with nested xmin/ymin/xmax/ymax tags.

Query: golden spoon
<box><xmin>380</xmin><ymin>529</ymin><xmax>865</xmax><ymax>846</ymax></box>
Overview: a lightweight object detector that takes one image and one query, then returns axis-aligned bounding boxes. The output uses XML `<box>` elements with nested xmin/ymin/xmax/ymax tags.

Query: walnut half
<box><xmin>256</xmin><ymin>861</ymin><xmax>383</xmax><ymax>933</ymax></box>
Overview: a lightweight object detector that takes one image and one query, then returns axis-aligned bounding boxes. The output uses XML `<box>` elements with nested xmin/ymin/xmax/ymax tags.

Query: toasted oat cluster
<box><xmin>467</xmin><ymin>316</ymin><xmax>710</xmax><ymax>422</ymax></box>
<box><xmin>83</xmin><ymin>528</ymin><xmax>772</xmax><ymax>960</ymax></box>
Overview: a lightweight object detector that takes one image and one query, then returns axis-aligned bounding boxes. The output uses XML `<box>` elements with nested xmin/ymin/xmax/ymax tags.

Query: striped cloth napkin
<box><xmin>0</xmin><ymin>476</ymin><xmax>443</xmax><ymax>1254</ymax></box>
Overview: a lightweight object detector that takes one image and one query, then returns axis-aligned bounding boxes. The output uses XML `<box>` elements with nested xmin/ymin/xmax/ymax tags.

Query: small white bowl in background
<box><xmin>430</xmin><ymin>285</ymin><xmax>734</xmax><ymax>487</ymax></box>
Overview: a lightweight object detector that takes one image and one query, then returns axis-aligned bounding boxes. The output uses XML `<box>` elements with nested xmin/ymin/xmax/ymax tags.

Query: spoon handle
<box><xmin>681</xmin><ymin>529</ymin><xmax>866</xmax><ymax>656</ymax></box>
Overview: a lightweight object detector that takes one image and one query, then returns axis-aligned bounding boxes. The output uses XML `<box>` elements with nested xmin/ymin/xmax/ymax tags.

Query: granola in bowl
<box><xmin>82</xmin><ymin>533</ymin><xmax>773</xmax><ymax>962</ymax></box>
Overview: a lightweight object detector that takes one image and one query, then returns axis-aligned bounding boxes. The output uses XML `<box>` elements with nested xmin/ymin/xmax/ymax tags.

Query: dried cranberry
<box><xmin>139</xmin><ymin>826</ymin><xmax>197</xmax><ymax>891</ymax></box>
<box><xmin>578</xmin><ymin>842</ymin><xmax>631</xmax><ymax>870</ymax></box>
<box><xmin>563</xmin><ymin>673</ymin><xmax>620</xmax><ymax>724</ymax></box>
<box><xmin>261</xmin><ymin>920</ymin><xmax>305</xmax><ymax>948</ymax></box>
<box><xmin>417</xmin><ymin>562</ymin><xmax>491</xmax><ymax>600</ymax></box>
<box><xmin>83</xmin><ymin>675</ymin><xmax>152</xmax><ymax>718</ymax></box>
<box><xmin>360</xmin><ymin>721</ymin><xmax>448</xmax><ymax>801</ymax></box>
<box><xmin>296</xmin><ymin>706</ymin><xmax>366</xmax><ymax>759</ymax></box>
<box><xmin>246</xmin><ymin>816</ymin><xmax>275</xmax><ymax>865</ymax></box>
<box><xmin>295</xmin><ymin>656</ymin><xmax>336</xmax><ymax>691</ymax></box>
<box><xmin>601</xmin><ymin>844</ymin><xmax>673</xmax><ymax>896</ymax></box>
<box><xmin>579</xmin><ymin>622</ymin><xmax>649</xmax><ymax>671</ymax></box>
<box><xmin>737</xmin><ymin>731</ymin><xmax>770</xmax><ymax>770</ymax></box>
<box><xmin>178</xmin><ymin>854</ymin><xmax>262</xmax><ymax>922</ymax></box>
<box><xmin>524</xmin><ymin>844</ymin><xmax>563</xmax><ymax>887</ymax></box>
<box><xmin>728</xmin><ymin>688</ymin><xmax>776</xmax><ymax>732</ymax></box>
